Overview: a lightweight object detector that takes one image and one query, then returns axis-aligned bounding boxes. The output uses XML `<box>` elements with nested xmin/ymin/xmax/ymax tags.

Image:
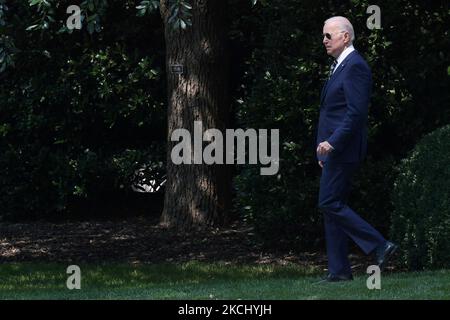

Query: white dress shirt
<box><xmin>333</xmin><ymin>44</ymin><xmax>355</xmax><ymax>74</ymax></box>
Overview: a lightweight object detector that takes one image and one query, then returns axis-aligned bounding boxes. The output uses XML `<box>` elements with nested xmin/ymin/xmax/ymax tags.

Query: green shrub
<box><xmin>391</xmin><ymin>125</ymin><xmax>450</xmax><ymax>270</ymax></box>
<box><xmin>0</xmin><ymin>2</ymin><xmax>167</xmax><ymax>220</ymax></box>
<box><xmin>0</xmin><ymin>57</ymin><xmax>166</xmax><ymax>220</ymax></box>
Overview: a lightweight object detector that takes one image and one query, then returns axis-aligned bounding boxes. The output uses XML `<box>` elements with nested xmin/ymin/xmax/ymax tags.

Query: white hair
<box><xmin>324</xmin><ymin>16</ymin><xmax>355</xmax><ymax>43</ymax></box>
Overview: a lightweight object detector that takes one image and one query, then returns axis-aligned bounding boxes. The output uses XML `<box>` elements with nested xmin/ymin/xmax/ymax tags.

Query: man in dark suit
<box><xmin>316</xmin><ymin>16</ymin><xmax>397</xmax><ymax>282</ymax></box>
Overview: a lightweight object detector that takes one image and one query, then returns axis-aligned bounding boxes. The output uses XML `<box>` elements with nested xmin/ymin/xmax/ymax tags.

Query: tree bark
<box><xmin>159</xmin><ymin>0</ymin><xmax>231</xmax><ymax>229</ymax></box>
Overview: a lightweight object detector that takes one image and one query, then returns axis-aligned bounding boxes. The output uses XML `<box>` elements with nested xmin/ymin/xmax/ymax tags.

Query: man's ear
<box><xmin>344</xmin><ymin>32</ymin><xmax>351</xmax><ymax>45</ymax></box>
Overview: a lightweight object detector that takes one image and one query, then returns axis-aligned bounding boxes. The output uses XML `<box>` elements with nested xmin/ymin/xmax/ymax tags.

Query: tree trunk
<box><xmin>159</xmin><ymin>0</ymin><xmax>231</xmax><ymax>229</ymax></box>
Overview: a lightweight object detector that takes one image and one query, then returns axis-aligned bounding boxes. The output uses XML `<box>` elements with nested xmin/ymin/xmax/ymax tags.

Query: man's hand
<box><xmin>317</xmin><ymin>141</ymin><xmax>334</xmax><ymax>156</ymax></box>
<box><xmin>318</xmin><ymin>160</ymin><xmax>324</xmax><ymax>168</ymax></box>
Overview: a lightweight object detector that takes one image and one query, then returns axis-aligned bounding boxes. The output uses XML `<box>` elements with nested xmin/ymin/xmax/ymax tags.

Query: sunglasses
<box><xmin>323</xmin><ymin>30</ymin><xmax>346</xmax><ymax>40</ymax></box>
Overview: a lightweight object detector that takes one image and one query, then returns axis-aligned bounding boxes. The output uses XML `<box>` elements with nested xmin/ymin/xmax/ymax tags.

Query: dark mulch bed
<box><xmin>0</xmin><ymin>217</ymin><xmax>372</xmax><ymax>272</ymax></box>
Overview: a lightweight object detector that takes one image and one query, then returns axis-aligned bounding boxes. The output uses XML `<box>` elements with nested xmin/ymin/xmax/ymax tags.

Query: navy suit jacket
<box><xmin>316</xmin><ymin>50</ymin><xmax>372</xmax><ymax>163</ymax></box>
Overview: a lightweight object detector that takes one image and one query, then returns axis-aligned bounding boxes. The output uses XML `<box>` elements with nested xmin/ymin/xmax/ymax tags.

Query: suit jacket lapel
<box><xmin>320</xmin><ymin>50</ymin><xmax>358</xmax><ymax>106</ymax></box>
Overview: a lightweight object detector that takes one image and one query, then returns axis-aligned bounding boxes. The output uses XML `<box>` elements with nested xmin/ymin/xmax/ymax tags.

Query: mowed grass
<box><xmin>0</xmin><ymin>262</ymin><xmax>449</xmax><ymax>300</ymax></box>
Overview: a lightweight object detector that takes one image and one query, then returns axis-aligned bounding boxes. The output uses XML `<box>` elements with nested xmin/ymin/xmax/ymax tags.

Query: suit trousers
<box><xmin>318</xmin><ymin>161</ymin><xmax>385</xmax><ymax>276</ymax></box>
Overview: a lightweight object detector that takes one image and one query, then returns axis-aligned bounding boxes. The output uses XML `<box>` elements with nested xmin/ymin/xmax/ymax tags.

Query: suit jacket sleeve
<box><xmin>327</xmin><ymin>62</ymin><xmax>371</xmax><ymax>153</ymax></box>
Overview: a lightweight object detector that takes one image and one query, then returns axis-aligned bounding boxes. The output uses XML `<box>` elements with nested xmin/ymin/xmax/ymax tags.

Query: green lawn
<box><xmin>1</xmin><ymin>262</ymin><xmax>449</xmax><ymax>300</ymax></box>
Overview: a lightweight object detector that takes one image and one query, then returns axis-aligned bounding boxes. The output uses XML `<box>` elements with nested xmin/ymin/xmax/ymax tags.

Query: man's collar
<box><xmin>336</xmin><ymin>45</ymin><xmax>355</xmax><ymax>64</ymax></box>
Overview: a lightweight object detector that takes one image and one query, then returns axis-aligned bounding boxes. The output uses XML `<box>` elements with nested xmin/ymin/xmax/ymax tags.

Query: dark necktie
<box><xmin>329</xmin><ymin>60</ymin><xmax>338</xmax><ymax>78</ymax></box>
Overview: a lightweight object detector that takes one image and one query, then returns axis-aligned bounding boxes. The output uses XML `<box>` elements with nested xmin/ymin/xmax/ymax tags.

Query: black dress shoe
<box><xmin>315</xmin><ymin>273</ymin><xmax>353</xmax><ymax>284</ymax></box>
<box><xmin>376</xmin><ymin>241</ymin><xmax>398</xmax><ymax>270</ymax></box>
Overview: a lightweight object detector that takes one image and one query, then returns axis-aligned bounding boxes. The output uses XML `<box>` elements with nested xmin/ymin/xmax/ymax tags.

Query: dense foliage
<box><xmin>391</xmin><ymin>125</ymin><xmax>450</xmax><ymax>270</ymax></box>
<box><xmin>0</xmin><ymin>1</ymin><xmax>166</xmax><ymax>220</ymax></box>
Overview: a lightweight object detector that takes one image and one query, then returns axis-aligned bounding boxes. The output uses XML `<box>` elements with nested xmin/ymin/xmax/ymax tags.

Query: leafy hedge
<box><xmin>391</xmin><ymin>125</ymin><xmax>450</xmax><ymax>270</ymax></box>
<box><xmin>0</xmin><ymin>2</ymin><xmax>166</xmax><ymax>220</ymax></box>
